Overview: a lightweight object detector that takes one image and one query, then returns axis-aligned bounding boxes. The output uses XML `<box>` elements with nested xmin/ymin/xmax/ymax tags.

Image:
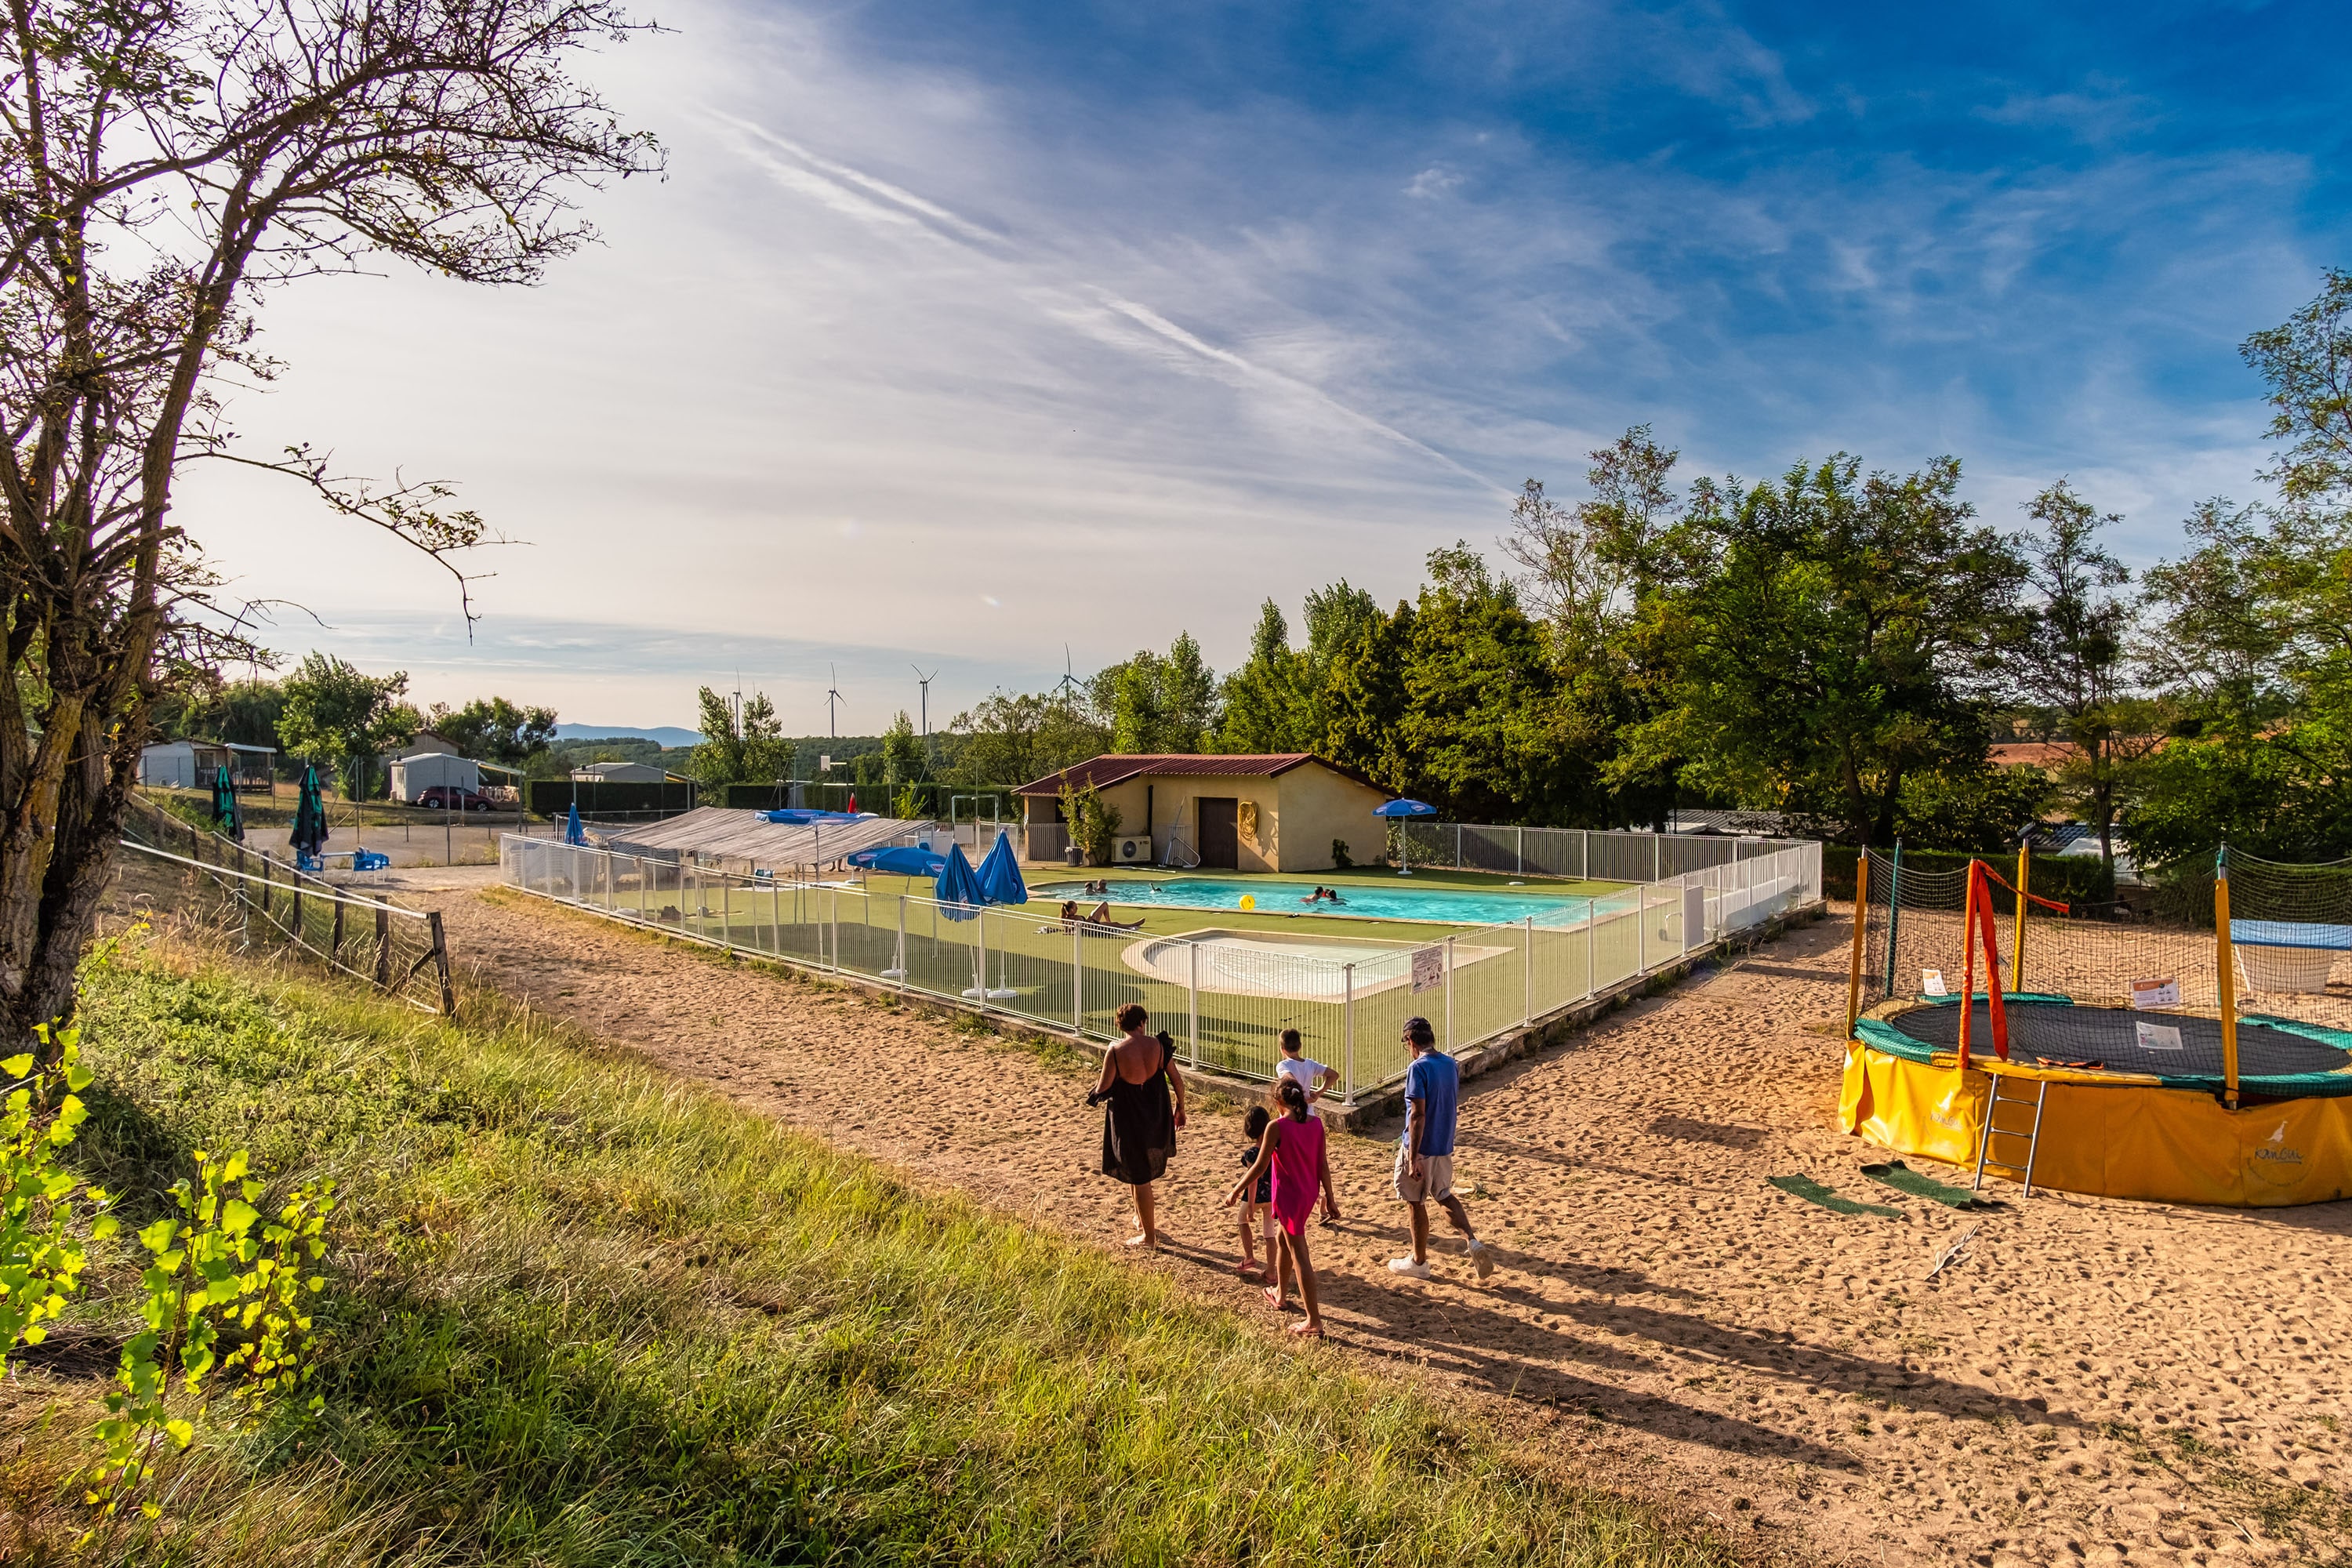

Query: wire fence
<box><xmin>118</xmin><ymin>796</ymin><xmax>456</xmax><ymax>1014</ymax></box>
<box><xmin>502</xmin><ymin>833</ymin><xmax>1820</xmax><ymax>1095</ymax></box>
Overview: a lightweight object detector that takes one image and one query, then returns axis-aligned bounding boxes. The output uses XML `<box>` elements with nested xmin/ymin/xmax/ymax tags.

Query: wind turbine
<box><xmin>825</xmin><ymin>664</ymin><xmax>844</xmax><ymax>739</ymax></box>
<box><xmin>1054</xmin><ymin>644</ymin><xmax>1083</xmax><ymax>706</ymax></box>
<box><xmin>911</xmin><ymin>664</ymin><xmax>938</xmax><ymax>742</ymax></box>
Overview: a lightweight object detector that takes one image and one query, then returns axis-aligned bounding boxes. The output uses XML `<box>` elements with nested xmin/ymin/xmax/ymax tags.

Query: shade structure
<box><xmin>848</xmin><ymin>844</ymin><xmax>947</xmax><ymax>877</ymax></box>
<box><xmin>976</xmin><ymin>829</ymin><xmax>1028</xmax><ymax>906</ymax></box>
<box><xmin>1373</xmin><ymin>799</ymin><xmax>1437</xmax><ymax>818</ymax></box>
<box><xmin>564</xmin><ymin>802</ymin><xmax>586</xmax><ymax>846</ymax></box>
<box><xmin>758</xmin><ymin>808</ymin><xmax>867</xmax><ymax>826</ymax></box>
<box><xmin>290</xmin><ymin>766</ymin><xmax>328</xmax><ymax>858</ymax></box>
<box><xmin>934</xmin><ymin>841</ymin><xmax>984</xmax><ymax>921</ymax></box>
<box><xmin>210</xmin><ymin>766</ymin><xmax>244</xmax><ymax>842</ymax></box>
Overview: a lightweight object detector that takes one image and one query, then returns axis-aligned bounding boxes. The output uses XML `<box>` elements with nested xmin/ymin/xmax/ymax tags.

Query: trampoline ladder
<box><xmin>1973</xmin><ymin>1076</ymin><xmax>2049</xmax><ymax>1196</ymax></box>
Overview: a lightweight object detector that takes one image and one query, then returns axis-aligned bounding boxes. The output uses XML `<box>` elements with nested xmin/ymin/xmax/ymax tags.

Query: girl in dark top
<box><xmin>1091</xmin><ymin>1004</ymin><xmax>1186</xmax><ymax>1247</ymax></box>
<box><xmin>1236</xmin><ymin>1104</ymin><xmax>1273</xmax><ymax>1276</ymax></box>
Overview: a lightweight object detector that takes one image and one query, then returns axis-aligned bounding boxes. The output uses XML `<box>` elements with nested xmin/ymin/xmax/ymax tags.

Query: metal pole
<box><xmin>1188</xmin><ymin>939</ymin><xmax>1200</xmax><ymax>1067</ymax></box>
<box><xmin>2216</xmin><ymin>846</ymin><xmax>2241</xmax><ymax>1110</ymax></box>
<box><xmin>1343</xmin><ymin>963</ymin><xmax>1356</xmax><ymax>1105</ymax></box>
<box><xmin>1073</xmin><ymin>923</ymin><xmax>1083</xmax><ymax>1030</ymax></box>
<box><xmin>1523</xmin><ymin>915</ymin><xmax>1534</xmax><ymax>1025</ymax></box>
<box><xmin>1444</xmin><ymin>934</ymin><xmax>1455</xmax><ymax>1049</ymax></box>
<box><xmin>831</xmin><ymin>888</ymin><xmax>840</xmax><ymax>972</ymax></box>
<box><xmin>1638</xmin><ymin>884</ymin><xmax>1647</xmax><ymax>974</ymax></box>
<box><xmin>1455</xmin><ymin>822</ymin><xmax>1463</xmax><ymax>870</ymax></box>
<box><xmin>1587</xmin><ymin>893</ymin><xmax>1597</xmax><ymax>996</ymax></box>
<box><xmin>1881</xmin><ymin>840</ymin><xmax>1904</xmax><ymax>999</ymax></box>
<box><xmin>1845</xmin><ymin>853</ymin><xmax>1871</xmax><ymax>1039</ymax></box>
<box><xmin>895</xmin><ymin>896</ymin><xmax>906</xmax><ymax>985</ymax></box>
<box><xmin>1517</xmin><ymin>826</ymin><xmax>1524</xmax><ymax>876</ymax></box>
<box><xmin>1653</xmin><ymin>833</ymin><xmax>1661</xmax><ymax>883</ymax></box>
<box><xmin>723</xmin><ymin>877</ymin><xmax>732</xmax><ymax>949</ymax></box>
<box><xmin>2013</xmin><ymin>835</ymin><xmax>2031</xmax><ymax>996</ymax></box>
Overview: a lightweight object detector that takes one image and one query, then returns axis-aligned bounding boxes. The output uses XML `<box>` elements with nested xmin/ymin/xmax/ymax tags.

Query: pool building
<box><xmin>1015</xmin><ymin>753</ymin><xmax>1391</xmax><ymax>872</ymax></box>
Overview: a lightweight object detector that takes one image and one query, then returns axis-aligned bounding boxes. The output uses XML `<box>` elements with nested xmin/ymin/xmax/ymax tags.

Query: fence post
<box><xmin>330</xmin><ymin>898</ymin><xmax>344</xmax><ymax>964</ymax></box>
<box><xmin>830</xmin><ymin>888</ymin><xmax>840</xmax><ymax>972</ymax></box>
<box><xmin>427</xmin><ymin>910</ymin><xmax>456</xmax><ymax>1016</ymax></box>
<box><xmin>1639</xmin><ymin>886</ymin><xmax>1648</xmax><ymax>975</ymax></box>
<box><xmin>374</xmin><ymin>905</ymin><xmax>392</xmax><ymax>989</ymax></box>
<box><xmin>1443</xmin><ymin>934</ymin><xmax>1455</xmax><ymax>1049</ymax></box>
<box><xmin>1343</xmin><ymin>963</ymin><xmax>1356</xmax><ymax>1105</ymax></box>
<box><xmin>1188</xmin><ymin>940</ymin><xmax>1200</xmax><ymax>1068</ymax></box>
<box><xmin>1523</xmin><ymin>915</ymin><xmax>1533</xmax><ymax>1026</ymax></box>
<box><xmin>1516</xmin><ymin>826</ymin><xmax>1524</xmax><ymax>876</ymax></box>
<box><xmin>722</xmin><ymin>877</ymin><xmax>732</xmax><ymax>949</ymax></box>
<box><xmin>1653</xmin><ymin>833</ymin><xmax>1661</xmax><ymax>883</ymax></box>
<box><xmin>1578</xmin><ymin>829</ymin><xmax>1588</xmax><ymax>880</ymax></box>
<box><xmin>1455</xmin><ymin>822</ymin><xmax>1463</xmax><ymax>870</ymax></box>
<box><xmin>1587</xmin><ymin>895</ymin><xmax>1597</xmax><ymax>997</ymax></box>
<box><xmin>290</xmin><ymin>880</ymin><xmax>302</xmax><ymax>942</ymax></box>
<box><xmin>1072</xmin><ymin>924</ymin><xmax>1083</xmax><ymax>1030</ymax></box>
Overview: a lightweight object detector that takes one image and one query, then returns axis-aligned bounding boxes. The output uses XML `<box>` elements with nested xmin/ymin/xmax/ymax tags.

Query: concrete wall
<box><xmin>1272</xmin><ymin>766</ymin><xmax>1391</xmax><ymax>872</ymax></box>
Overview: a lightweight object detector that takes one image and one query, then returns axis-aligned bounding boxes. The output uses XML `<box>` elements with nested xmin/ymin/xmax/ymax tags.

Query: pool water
<box><xmin>1035</xmin><ymin>877</ymin><xmax>1598</xmax><ymax>927</ymax></box>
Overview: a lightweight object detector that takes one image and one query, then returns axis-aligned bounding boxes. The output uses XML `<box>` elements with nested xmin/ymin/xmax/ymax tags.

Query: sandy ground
<box><xmin>428</xmin><ymin>887</ymin><xmax>2352</xmax><ymax>1567</ymax></box>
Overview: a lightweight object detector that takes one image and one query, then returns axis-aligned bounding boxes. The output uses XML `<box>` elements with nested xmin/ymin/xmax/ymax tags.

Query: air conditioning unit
<box><xmin>1114</xmin><ymin>835</ymin><xmax>1152</xmax><ymax>864</ymax></box>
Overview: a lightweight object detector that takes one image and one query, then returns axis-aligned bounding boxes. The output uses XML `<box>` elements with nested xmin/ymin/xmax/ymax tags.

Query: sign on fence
<box><xmin>1411</xmin><ymin>945</ymin><xmax>1445</xmax><ymax>993</ymax></box>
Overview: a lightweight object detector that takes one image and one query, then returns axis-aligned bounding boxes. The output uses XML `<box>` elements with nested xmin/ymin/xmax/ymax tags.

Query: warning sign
<box><xmin>2130</xmin><ymin>977</ymin><xmax>2182</xmax><ymax>1011</ymax></box>
<box><xmin>2135</xmin><ymin>1022</ymin><xmax>2185</xmax><ymax>1052</ymax></box>
<box><xmin>1920</xmin><ymin>968</ymin><xmax>1950</xmax><ymax>997</ymax></box>
<box><xmin>1412</xmin><ymin>946</ymin><xmax>1445</xmax><ymax>993</ymax></box>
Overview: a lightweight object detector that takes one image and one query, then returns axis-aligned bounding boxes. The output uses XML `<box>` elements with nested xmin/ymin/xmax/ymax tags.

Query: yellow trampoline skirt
<box><xmin>1839</xmin><ymin>1040</ymin><xmax>2352</xmax><ymax>1207</ymax></box>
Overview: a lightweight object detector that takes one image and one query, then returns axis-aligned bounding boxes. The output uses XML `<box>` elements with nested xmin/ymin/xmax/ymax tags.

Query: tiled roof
<box><xmin>1013</xmin><ymin>753</ymin><xmax>1381</xmax><ymax>796</ymax></box>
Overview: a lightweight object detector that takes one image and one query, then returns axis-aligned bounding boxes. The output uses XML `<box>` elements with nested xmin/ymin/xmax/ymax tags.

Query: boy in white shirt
<box><xmin>1273</xmin><ymin>1029</ymin><xmax>1342</xmax><ymax>1222</ymax></box>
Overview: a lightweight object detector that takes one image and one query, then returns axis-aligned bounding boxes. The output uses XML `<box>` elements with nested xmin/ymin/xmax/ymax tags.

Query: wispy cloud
<box><xmin>167</xmin><ymin>0</ymin><xmax>2350</xmax><ymax>727</ymax></box>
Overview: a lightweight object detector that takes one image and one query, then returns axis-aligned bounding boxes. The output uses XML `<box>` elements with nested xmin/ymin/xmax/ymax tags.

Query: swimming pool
<box><xmin>1034</xmin><ymin>877</ymin><xmax>1599</xmax><ymax>927</ymax></box>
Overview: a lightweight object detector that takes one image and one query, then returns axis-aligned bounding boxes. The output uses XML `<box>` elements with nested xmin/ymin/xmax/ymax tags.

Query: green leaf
<box><xmin>222</xmin><ymin>1199</ymin><xmax>260</xmax><ymax>1236</ymax></box>
<box><xmin>0</xmin><ymin>1054</ymin><xmax>31</xmax><ymax>1079</ymax></box>
<box><xmin>164</xmin><ymin>1419</ymin><xmax>194</xmax><ymax>1448</ymax></box>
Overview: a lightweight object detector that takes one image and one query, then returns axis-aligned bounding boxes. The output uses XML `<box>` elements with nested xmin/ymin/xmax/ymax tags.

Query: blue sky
<box><xmin>178</xmin><ymin>0</ymin><xmax>2351</xmax><ymax>731</ymax></box>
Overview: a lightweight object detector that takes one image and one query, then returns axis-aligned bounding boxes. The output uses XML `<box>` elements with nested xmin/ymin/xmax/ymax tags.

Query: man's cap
<box><xmin>1402</xmin><ymin>1016</ymin><xmax>1435</xmax><ymax>1045</ymax></box>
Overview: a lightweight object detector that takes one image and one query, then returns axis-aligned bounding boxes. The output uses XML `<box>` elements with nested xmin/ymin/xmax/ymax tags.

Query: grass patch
<box><xmin>2</xmin><ymin>931</ymin><xmax>1730</xmax><ymax>1566</ymax></box>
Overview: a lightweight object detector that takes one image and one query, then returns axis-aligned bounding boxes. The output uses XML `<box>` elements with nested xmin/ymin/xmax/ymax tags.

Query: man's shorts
<box><xmin>1394</xmin><ymin>1144</ymin><xmax>1454</xmax><ymax>1204</ymax></box>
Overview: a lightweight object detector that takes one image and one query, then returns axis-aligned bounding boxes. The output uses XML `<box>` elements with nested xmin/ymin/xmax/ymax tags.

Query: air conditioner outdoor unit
<box><xmin>1114</xmin><ymin>835</ymin><xmax>1152</xmax><ymax>864</ymax></box>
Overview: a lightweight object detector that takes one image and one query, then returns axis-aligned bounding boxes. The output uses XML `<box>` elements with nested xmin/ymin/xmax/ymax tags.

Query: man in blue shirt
<box><xmin>1388</xmin><ymin>1015</ymin><xmax>1492</xmax><ymax>1281</ymax></box>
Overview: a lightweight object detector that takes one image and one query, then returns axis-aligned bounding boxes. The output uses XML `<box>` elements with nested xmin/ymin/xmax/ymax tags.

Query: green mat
<box><xmin>1860</xmin><ymin>1160</ymin><xmax>1997</xmax><ymax>1210</ymax></box>
<box><xmin>1766</xmin><ymin>1174</ymin><xmax>1903</xmax><ymax>1218</ymax></box>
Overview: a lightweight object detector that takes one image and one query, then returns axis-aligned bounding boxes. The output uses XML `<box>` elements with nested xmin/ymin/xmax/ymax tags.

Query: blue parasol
<box><xmin>934</xmin><ymin>841</ymin><xmax>984</xmax><ymax>921</ymax></box>
<box><xmin>290</xmin><ymin>764</ymin><xmax>329</xmax><ymax>861</ymax></box>
<box><xmin>1374</xmin><ymin>797</ymin><xmax>1437</xmax><ymax>876</ymax></box>
<box><xmin>975</xmin><ymin>829</ymin><xmax>1028</xmax><ymax>906</ymax></box>
<box><xmin>564</xmin><ymin>801</ymin><xmax>586</xmax><ymax>846</ymax></box>
<box><xmin>210</xmin><ymin>764</ymin><xmax>244</xmax><ymax>843</ymax></box>
<box><xmin>849</xmin><ymin>844</ymin><xmax>948</xmax><ymax>877</ymax></box>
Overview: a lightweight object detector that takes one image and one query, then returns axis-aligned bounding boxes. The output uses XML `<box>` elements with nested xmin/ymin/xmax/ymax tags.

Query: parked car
<box><xmin>416</xmin><ymin>786</ymin><xmax>495</xmax><ymax>813</ymax></box>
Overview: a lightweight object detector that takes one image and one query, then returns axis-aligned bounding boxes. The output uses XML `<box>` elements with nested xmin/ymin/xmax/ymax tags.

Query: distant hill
<box><xmin>553</xmin><ymin>724</ymin><xmax>702</xmax><ymax>748</ymax></box>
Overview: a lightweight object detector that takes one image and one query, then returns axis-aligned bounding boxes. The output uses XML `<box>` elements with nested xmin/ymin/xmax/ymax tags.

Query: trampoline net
<box><xmin>1853</xmin><ymin>848</ymin><xmax>2352</xmax><ymax>1083</ymax></box>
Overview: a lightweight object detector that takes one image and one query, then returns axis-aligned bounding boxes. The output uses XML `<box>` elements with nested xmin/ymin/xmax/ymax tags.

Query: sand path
<box><xmin>435</xmin><ymin>888</ymin><xmax>2352</xmax><ymax>1566</ymax></box>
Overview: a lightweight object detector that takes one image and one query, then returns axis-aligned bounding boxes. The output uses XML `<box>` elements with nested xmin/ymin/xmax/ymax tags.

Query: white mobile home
<box><xmin>390</xmin><ymin>751</ymin><xmax>481</xmax><ymax>803</ymax></box>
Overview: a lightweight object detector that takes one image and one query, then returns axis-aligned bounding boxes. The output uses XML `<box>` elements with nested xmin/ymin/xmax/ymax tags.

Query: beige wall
<box><xmin>1023</xmin><ymin>762</ymin><xmax>1388</xmax><ymax>872</ymax></box>
<box><xmin>1272</xmin><ymin>766</ymin><xmax>1391</xmax><ymax>873</ymax></box>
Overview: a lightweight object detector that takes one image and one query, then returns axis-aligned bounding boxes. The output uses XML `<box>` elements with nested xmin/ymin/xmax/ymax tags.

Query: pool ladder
<box><xmin>1972</xmin><ymin>1072</ymin><xmax>2049</xmax><ymax>1196</ymax></box>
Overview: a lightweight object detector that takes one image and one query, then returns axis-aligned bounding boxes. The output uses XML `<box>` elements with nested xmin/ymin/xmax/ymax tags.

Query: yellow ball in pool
<box><xmin>1239</xmin><ymin>894</ymin><xmax>1256</xmax><ymax>911</ymax></box>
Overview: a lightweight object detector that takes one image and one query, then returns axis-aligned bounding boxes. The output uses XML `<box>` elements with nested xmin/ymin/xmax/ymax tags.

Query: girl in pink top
<box><xmin>1225</xmin><ymin>1078</ymin><xmax>1330</xmax><ymax>1337</ymax></box>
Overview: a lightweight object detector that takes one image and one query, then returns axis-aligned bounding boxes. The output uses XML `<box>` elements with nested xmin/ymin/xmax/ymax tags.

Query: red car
<box><xmin>416</xmin><ymin>786</ymin><xmax>495</xmax><ymax>812</ymax></box>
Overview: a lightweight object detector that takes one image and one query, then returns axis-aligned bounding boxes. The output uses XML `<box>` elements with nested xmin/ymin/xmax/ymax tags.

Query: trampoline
<box><xmin>1839</xmin><ymin>848</ymin><xmax>2352</xmax><ymax>1206</ymax></box>
<box><xmin>1861</xmin><ymin>998</ymin><xmax>2352</xmax><ymax>1098</ymax></box>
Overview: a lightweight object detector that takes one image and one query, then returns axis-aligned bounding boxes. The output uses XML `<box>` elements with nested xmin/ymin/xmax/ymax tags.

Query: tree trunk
<box><xmin>4</xmin><ymin>709</ymin><xmax>142</xmax><ymax>1058</ymax></box>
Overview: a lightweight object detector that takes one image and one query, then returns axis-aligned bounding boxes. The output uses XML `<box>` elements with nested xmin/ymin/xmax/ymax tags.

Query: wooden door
<box><xmin>1198</xmin><ymin>797</ymin><xmax>1239</xmax><ymax>869</ymax></box>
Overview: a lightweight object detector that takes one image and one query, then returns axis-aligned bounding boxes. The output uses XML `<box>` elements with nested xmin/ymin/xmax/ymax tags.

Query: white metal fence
<box><xmin>501</xmin><ymin>835</ymin><xmax>1820</xmax><ymax>1097</ymax></box>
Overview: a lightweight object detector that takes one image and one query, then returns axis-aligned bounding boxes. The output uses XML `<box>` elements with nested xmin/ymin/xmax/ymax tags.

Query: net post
<box><xmin>1956</xmin><ymin>859</ymin><xmax>1977</xmax><ymax>1074</ymax></box>
<box><xmin>1845</xmin><ymin>850</ymin><xmax>1871</xmax><ymax>1039</ymax></box>
<box><xmin>2013</xmin><ymin>832</ymin><xmax>2031</xmax><ymax>995</ymax></box>
<box><xmin>2216</xmin><ymin>845</ymin><xmax>2240</xmax><ymax>1110</ymax></box>
<box><xmin>1880</xmin><ymin>838</ymin><xmax>1904</xmax><ymax>1000</ymax></box>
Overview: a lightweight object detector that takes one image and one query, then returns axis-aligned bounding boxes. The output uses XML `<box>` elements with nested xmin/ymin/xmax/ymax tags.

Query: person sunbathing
<box><xmin>1085</xmin><ymin>901</ymin><xmax>1145</xmax><ymax>930</ymax></box>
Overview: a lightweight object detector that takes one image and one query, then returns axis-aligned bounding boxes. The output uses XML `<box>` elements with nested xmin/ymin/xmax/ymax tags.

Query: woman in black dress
<box><xmin>1093</xmin><ymin>1002</ymin><xmax>1187</xmax><ymax>1247</ymax></box>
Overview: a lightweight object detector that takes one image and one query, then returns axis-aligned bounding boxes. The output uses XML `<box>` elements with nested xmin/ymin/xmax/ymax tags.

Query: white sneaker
<box><xmin>1388</xmin><ymin>1256</ymin><xmax>1432</xmax><ymax>1279</ymax></box>
<box><xmin>1467</xmin><ymin>1240</ymin><xmax>1494</xmax><ymax>1280</ymax></box>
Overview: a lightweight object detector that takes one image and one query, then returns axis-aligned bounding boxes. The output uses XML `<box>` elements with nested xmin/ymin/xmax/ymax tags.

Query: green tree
<box><xmin>883</xmin><ymin>711</ymin><xmax>927</xmax><ymax>786</ymax></box>
<box><xmin>1317</xmin><ymin>601</ymin><xmax>1414</xmax><ymax>793</ymax></box>
<box><xmin>1893</xmin><ymin>764</ymin><xmax>2057</xmax><ymax>852</ymax></box>
<box><xmin>1214</xmin><ymin>601</ymin><xmax>1312</xmax><ymax>753</ymax></box>
<box><xmin>688</xmin><ymin>688</ymin><xmax>793</xmax><ymax>787</ymax></box>
<box><xmin>1091</xmin><ymin>633</ymin><xmax>1217</xmax><ymax>753</ymax></box>
<box><xmin>2125</xmin><ymin>272</ymin><xmax>2352</xmax><ymax>866</ymax></box>
<box><xmin>275</xmin><ymin>655</ymin><xmax>421</xmax><ymax>800</ymax></box>
<box><xmin>1624</xmin><ymin>455</ymin><xmax>2025</xmax><ymax>845</ymax></box>
<box><xmin>1396</xmin><ymin>545</ymin><xmax>1577</xmax><ymax>822</ymax></box>
<box><xmin>428</xmin><ymin>697</ymin><xmax>558</xmax><ymax>767</ymax></box>
<box><xmin>2007</xmin><ymin>481</ymin><xmax>2153</xmax><ymax>867</ymax></box>
<box><xmin>0</xmin><ymin>0</ymin><xmax>656</xmax><ymax>1051</ymax></box>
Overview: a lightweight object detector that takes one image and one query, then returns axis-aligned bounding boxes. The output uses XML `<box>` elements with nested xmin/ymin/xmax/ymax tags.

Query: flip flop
<box><xmin>1263</xmin><ymin>1286</ymin><xmax>1287</xmax><ymax>1309</ymax></box>
<box><xmin>1287</xmin><ymin>1321</ymin><xmax>1324</xmax><ymax>1338</ymax></box>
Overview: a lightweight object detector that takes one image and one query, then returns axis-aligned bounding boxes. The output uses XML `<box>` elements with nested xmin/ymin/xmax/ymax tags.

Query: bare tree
<box><xmin>0</xmin><ymin>0</ymin><xmax>659</xmax><ymax>1049</ymax></box>
<box><xmin>1500</xmin><ymin>424</ymin><xmax>1680</xmax><ymax>664</ymax></box>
